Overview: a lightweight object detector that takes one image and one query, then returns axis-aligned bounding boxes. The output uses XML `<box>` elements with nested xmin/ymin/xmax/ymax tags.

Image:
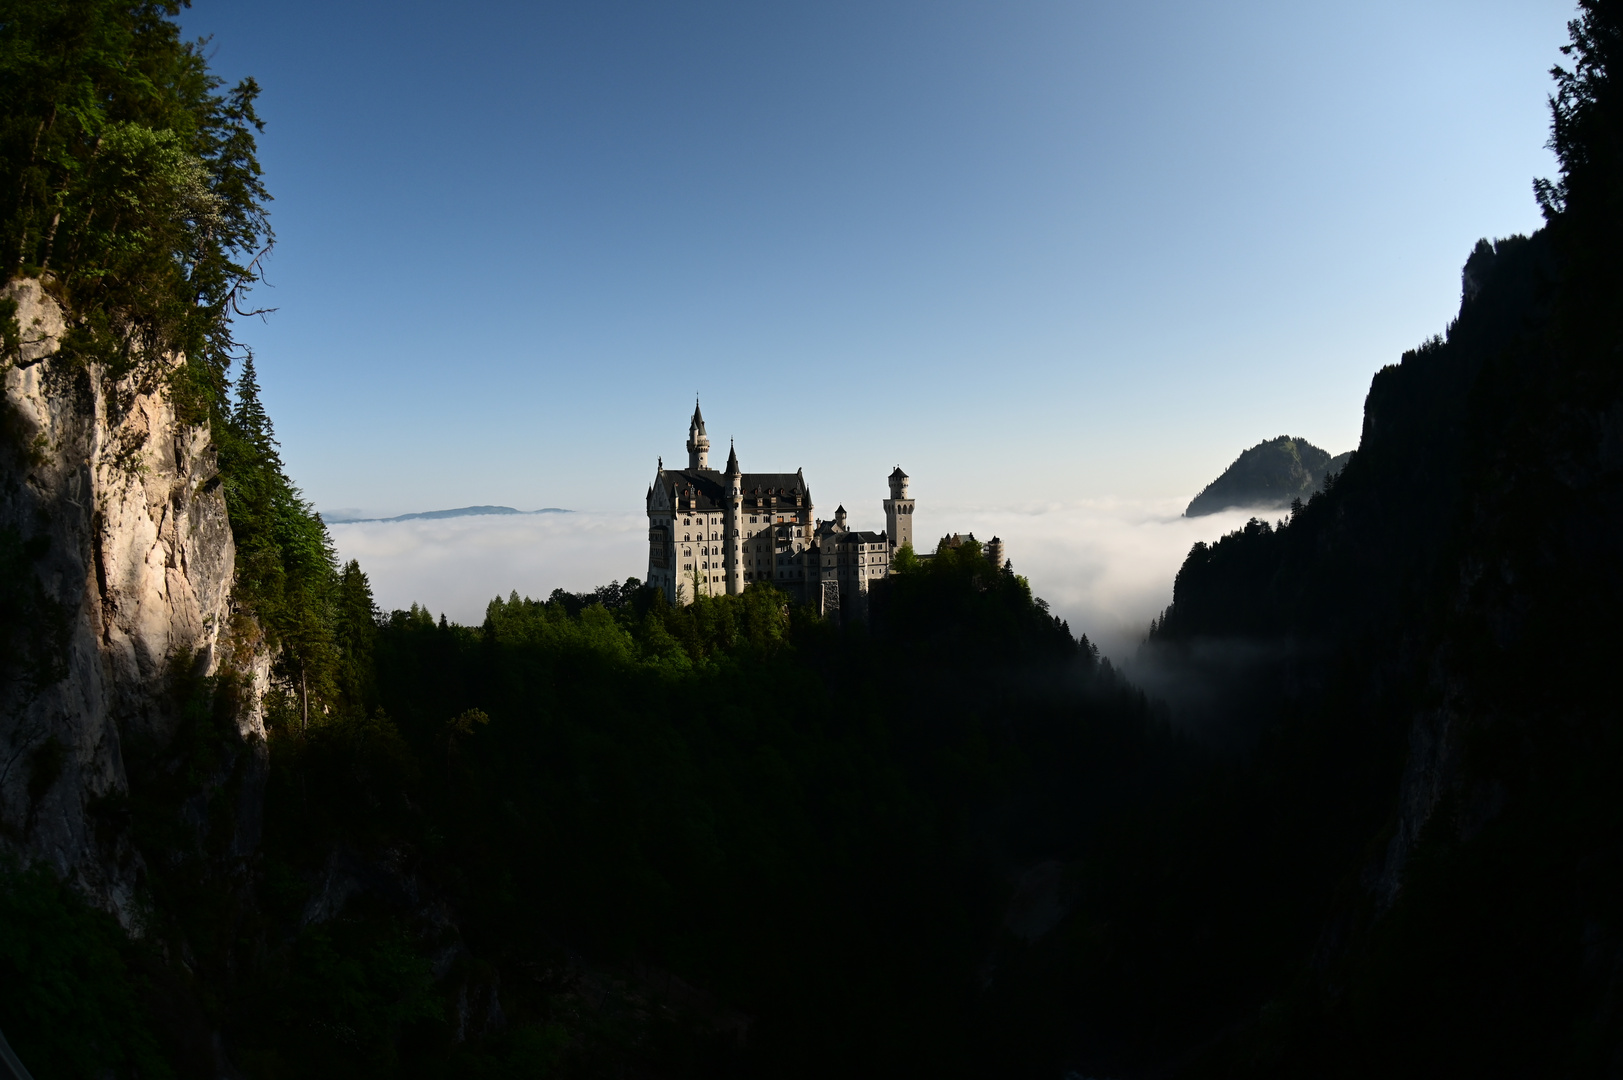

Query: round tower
<box><xmin>883</xmin><ymin>466</ymin><xmax>915</xmax><ymax>552</ymax></box>
<box><xmin>686</xmin><ymin>400</ymin><xmax>710</xmax><ymax>470</ymax></box>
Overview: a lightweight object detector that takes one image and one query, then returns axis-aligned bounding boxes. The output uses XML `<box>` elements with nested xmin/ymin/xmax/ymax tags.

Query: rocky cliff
<box><xmin>0</xmin><ymin>278</ymin><xmax>265</xmax><ymax>923</ymax></box>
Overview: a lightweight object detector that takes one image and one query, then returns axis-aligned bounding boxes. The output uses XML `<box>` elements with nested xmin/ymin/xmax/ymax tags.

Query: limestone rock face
<box><xmin>0</xmin><ymin>278</ymin><xmax>262</xmax><ymax>921</ymax></box>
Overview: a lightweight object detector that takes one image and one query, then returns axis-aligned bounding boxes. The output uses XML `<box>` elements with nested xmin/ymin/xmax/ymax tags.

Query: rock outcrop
<box><xmin>0</xmin><ymin>278</ymin><xmax>262</xmax><ymax>922</ymax></box>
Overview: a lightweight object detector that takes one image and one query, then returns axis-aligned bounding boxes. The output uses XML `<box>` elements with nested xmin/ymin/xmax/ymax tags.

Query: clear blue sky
<box><xmin>181</xmin><ymin>0</ymin><xmax>1569</xmax><ymax>520</ymax></box>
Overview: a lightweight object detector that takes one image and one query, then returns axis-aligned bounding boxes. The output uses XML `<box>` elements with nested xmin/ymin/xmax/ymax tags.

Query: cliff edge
<box><xmin>0</xmin><ymin>278</ymin><xmax>264</xmax><ymax>922</ymax></box>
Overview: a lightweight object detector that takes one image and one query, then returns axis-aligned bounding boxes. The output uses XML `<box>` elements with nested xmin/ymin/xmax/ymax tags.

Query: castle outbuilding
<box><xmin>644</xmin><ymin>402</ymin><xmax>914</xmax><ymax>609</ymax></box>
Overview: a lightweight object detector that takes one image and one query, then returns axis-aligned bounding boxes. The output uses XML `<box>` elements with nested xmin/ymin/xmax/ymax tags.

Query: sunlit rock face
<box><xmin>0</xmin><ymin>278</ymin><xmax>263</xmax><ymax>923</ymax></box>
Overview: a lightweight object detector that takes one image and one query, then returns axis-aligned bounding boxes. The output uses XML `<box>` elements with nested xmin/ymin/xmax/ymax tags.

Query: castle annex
<box><xmin>645</xmin><ymin>402</ymin><xmax>919</xmax><ymax>609</ymax></box>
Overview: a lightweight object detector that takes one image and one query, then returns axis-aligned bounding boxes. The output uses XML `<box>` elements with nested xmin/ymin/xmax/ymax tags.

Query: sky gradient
<box><xmin>182</xmin><ymin>1</ymin><xmax>1569</xmax><ymax>529</ymax></box>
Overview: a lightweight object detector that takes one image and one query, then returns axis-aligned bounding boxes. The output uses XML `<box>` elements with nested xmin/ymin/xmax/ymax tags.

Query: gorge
<box><xmin>2</xmin><ymin>1</ymin><xmax>1621</xmax><ymax>1078</ymax></box>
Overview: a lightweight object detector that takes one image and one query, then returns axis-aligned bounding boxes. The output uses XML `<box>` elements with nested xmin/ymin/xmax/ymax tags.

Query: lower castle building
<box><xmin>645</xmin><ymin>402</ymin><xmax>918</xmax><ymax>609</ymax></box>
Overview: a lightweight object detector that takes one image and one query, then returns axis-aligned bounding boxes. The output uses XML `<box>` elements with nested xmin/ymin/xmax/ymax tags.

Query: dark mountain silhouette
<box><xmin>1129</xmin><ymin>147</ymin><xmax>1623</xmax><ymax>1080</ymax></box>
<box><xmin>1184</xmin><ymin>436</ymin><xmax>1351</xmax><ymax>516</ymax></box>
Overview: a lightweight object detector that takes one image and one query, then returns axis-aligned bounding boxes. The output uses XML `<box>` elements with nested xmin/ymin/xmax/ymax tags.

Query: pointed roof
<box><xmin>690</xmin><ymin>398</ymin><xmax>706</xmax><ymax>435</ymax></box>
<box><xmin>890</xmin><ymin>465</ymin><xmax>908</xmax><ymax>479</ymax></box>
<box><xmin>725</xmin><ymin>439</ymin><xmax>740</xmax><ymax>474</ymax></box>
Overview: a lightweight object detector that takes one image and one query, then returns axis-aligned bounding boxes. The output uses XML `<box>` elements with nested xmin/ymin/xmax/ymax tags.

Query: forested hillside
<box><xmin>1183</xmin><ymin>435</ymin><xmax>1350</xmax><ymax>517</ymax></box>
<box><xmin>1145</xmin><ymin>1</ymin><xmax>1623</xmax><ymax>1070</ymax></box>
<box><xmin>1</xmin><ymin>1</ymin><xmax>1620</xmax><ymax>1078</ymax></box>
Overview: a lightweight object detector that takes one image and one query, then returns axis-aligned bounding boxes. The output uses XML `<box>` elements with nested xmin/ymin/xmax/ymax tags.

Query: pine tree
<box><xmin>231</xmin><ymin>353</ymin><xmax>280</xmax><ymax>469</ymax></box>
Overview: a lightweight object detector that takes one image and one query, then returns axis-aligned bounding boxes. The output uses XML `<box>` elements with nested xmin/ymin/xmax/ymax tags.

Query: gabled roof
<box><xmin>830</xmin><ymin>530</ymin><xmax>887</xmax><ymax>545</ymax></box>
<box><xmin>742</xmin><ymin>473</ymin><xmax>807</xmax><ymax>493</ymax></box>
<box><xmin>651</xmin><ymin>467</ymin><xmax>811</xmax><ymax>512</ymax></box>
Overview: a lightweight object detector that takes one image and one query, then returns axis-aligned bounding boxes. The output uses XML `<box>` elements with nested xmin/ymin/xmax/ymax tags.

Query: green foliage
<box><xmin>890</xmin><ymin>541</ymin><xmax>920</xmax><ymax>574</ymax></box>
<box><xmin>875</xmin><ymin>534</ymin><xmax>1075</xmax><ymax>666</ymax></box>
<box><xmin>0</xmin><ymin>857</ymin><xmax>173</xmax><ymax>1079</ymax></box>
<box><xmin>272</xmin><ymin>904</ymin><xmax>442</xmax><ymax>1078</ymax></box>
<box><xmin>216</xmin><ymin>560</ymin><xmax>1156</xmax><ymax>1079</ymax></box>
<box><xmin>0</xmin><ymin>0</ymin><xmax>271</xmax><ymax>413</ymax></box>
<box><xmin>216</xmin><ymin>353</ymin><xmax>360</xmax><ymax>728</ymax></box>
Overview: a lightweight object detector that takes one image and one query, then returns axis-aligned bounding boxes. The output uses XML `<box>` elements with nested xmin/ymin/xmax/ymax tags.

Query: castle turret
<box><xmin>724</xmin><ymin>440</ymin><xmax>743</xmax><ymax>594</ymax></box>
<box><xmin>646</xmin><ymin>456</ymin><xmax>675</xmax><ymax>599</ymax></box>
<box><xmin>883</xmin><ymin>466</ymin><xmax>914</xmax><ymax>553</ymax></box>
<box><xmin>835</xmin><ymin>505</ymin><xmax>847</xmax><ymax>531</ymax></box>
<box><xmin>686</xmin><ymin>400</ymin><xmax>710</xmax><ymax>470</ymax></box>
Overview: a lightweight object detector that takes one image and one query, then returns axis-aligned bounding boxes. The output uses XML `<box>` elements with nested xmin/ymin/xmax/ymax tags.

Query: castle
<box><xmin>645</xmin><ymin>402</ymin><xmax>923</xmax><ymax>609</ymax></box>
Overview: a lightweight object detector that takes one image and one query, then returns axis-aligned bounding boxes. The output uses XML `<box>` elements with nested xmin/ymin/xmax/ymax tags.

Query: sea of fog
<box><xmin>328</xmin><ymin>501</ymin><xmax>1269</xmax><ymax>663</ymax></box>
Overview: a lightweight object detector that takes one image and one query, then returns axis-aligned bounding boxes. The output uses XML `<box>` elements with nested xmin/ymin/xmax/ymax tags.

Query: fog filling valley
<box><xmin>328</xmin><ymin>499</ymin><xmax>1268</xmax><ymax>663</ymax></box>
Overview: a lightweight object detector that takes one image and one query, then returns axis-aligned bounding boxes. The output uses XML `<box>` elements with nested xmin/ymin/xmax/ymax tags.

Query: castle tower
<box><xmin>883</xmin><ymin>466</ymin><xmax>914</xmax><ymax>552</ymax></box>
<box><xmin>686</xmin><ymin>400</ymin><xmax>710</xmax><ymax>470</ymax></box>
<box><xmin>724</xmin><ymin>440</ymin><xmax>743</xmax><ymax>594</ymax></box>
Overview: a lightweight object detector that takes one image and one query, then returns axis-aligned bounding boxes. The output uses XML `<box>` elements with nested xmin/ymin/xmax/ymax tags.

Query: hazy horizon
<box><xmin>331</xmin><ymin>497</ymin><xmax>1274</xmax><ymax>662</ymax></box>
<box><xmin>181</xmin><ymin>0</ymin><xmax>1566</xmax><ymax>519</ymax></box>
<box><xmin>173</xmin><ymin>0</ymin><xmax>1577</xmax><ymax>641</ymax></box>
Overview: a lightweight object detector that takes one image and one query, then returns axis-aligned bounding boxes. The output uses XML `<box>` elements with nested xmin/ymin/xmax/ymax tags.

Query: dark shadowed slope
<box><xmin>1137</xmin><ymin>4</ymin><xmax>1623</xmax><ymax>1065</ymax></box>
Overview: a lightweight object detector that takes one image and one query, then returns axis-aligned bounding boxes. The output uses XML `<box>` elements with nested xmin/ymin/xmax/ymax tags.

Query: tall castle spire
<box><xmin>686</xmin><ymin>398</ymin><xmax>710</xmax><ymax>470</ymax></box>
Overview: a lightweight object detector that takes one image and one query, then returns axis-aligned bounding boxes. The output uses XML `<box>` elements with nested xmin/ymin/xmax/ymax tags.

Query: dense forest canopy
<box><xmin>0</xmin><ymin>0</ymin><xmax>375</xmax><ymax>732</ymax></box>
<box><xmin>1</xmin><ymin>1</ymin><xmax>1621</xmax><ymax>1078</ymax></box>
<box><xmin>0</xmin><ymin>0</ymin><xmax>271</xmax><ymax>410</ymax></box>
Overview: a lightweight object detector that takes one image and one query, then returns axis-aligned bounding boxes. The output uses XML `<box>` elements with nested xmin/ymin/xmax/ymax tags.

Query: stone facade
<box><xmin>645</xmin><ymin>403</ymin><xmax>913</xmax><ymax>607</ymax></box>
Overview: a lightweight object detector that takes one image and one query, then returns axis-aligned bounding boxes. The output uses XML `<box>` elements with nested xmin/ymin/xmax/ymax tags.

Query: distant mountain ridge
<box><xmin>1184</xmin><ymin>435</ymin><xmax>1352</xmax><ymax>517</ymax></box>
<box><xmin>326</xmin><ymin>505</ymin><xmax>572</xmax><ymax>524</ymax></box>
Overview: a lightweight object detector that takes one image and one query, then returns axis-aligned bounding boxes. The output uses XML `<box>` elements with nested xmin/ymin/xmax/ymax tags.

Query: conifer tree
<box><xmin>231</xmin><ymin>353</ymin><xmax>280</xmax><ymax>468</ymax></box>
<box><xmin>0</xmin><ymin>0</ymin><xmax>273</xmax><ymax>409</ymax></box>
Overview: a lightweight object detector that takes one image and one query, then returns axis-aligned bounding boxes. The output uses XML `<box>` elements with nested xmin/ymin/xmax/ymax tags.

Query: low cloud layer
<box><xmin>331</xmin><ymin>501</ymin><xmax>1268</xmax><ymax>661</ymax></box>
<box><xmin>330</xmin><ymin>511</ymin><xmax>649</xmax><ymax>624</ymax></box>
<box><xmin>927</xmin><ymin>500</ymin><xmax>1265</xmax><ymax>660</ymax></box>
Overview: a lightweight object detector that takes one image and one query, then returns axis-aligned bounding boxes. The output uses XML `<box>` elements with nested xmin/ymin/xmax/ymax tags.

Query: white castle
<box><xmin>645</xmin><ymin>402</ymin><xmax>1003</xmax><ymax>611</ymax></box>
